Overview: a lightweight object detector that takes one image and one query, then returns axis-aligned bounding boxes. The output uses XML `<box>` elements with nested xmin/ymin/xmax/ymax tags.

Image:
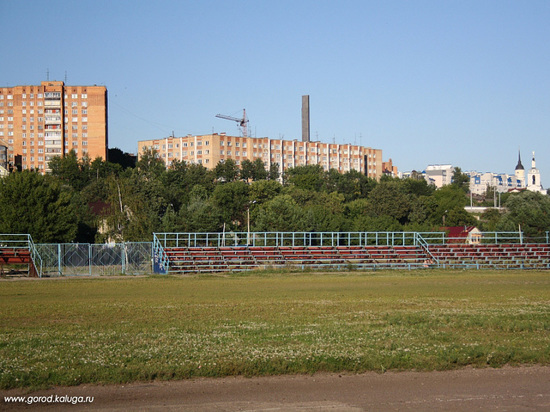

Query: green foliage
<box><xmin>445</xmin><ymin>207</ymin><xmax>477</xmax><ymax>227</ymax></box>
<box><xmin>136</xmin><ymin>148</ymin><xmax>165</xmax><ymax>179</ymax></box>
<box><xmin>249</xmin><ymin>180</ymin><xmax>283</xmax><ymax>205</ymax></box>
<box><xmin>215</xmin><ymin>159</ymin><xmax>240</xmax><ymax>182</ymax></box>
<box><xmin>284</xmin><ymin>164</ymin><xmax>326</xmax><ymax>191</ymax></box>
<box><xmin>496</xmin><ymin>191</ymin><xmax>550</xmax><ymax>239</ymax></box>
<box><xmin>0</xmin><ymin>171</ymin><xmax>78</xmax><ymax>242</ymax></box>
<box><xmin>432</xmin><ymin>185</ymin><xmax>469</xmax><ymax>226</ymax></box>
<box><xmin>253</xmin><ymin>195</ymin><xmax>312</xmax><ymax>232</ymax></box>
<box><xmin>48</xmin><ymin>150</ymin><xmax>92</xmax><ymax>191</ymax></box>
<box><xmin>451</xmin><ymin>167</ymin><xmax>470</xmax><ymax>194</ymax></box>
<box><xmin>3</xmin><ymin>154</ymin><xmax>547</xmax><ymax>242</ymax></box>
<box><xmin>268</xmin><ymin>163</ymin><xmax>280</xmax><ymax>181</ymax></box>
<box><xmin>212</xmin><ymin>181</ymin><xmax>250</xmax><ymax>229</ymax></box>
<box><xmin>181</xmin><ymin>198</ymin><xmax>222</xmax><ymax>232</ymax></box>
<box><xmin>365</xmin><ymin>181</ymin><xmax>411</xmax><ymax>224</ymax></box>
<box><xmin>241</xmin><ymin>159</ymin><xmax>268</xmax><ymax>181</ymax></box>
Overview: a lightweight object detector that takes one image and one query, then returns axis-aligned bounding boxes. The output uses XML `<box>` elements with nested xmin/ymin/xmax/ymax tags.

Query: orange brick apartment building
<box><xmin>0</xmin><ymin>81</ymin><xmax>107</xmax><ymax>172</ymax></box>
<box><xmin>138</xmin><ymin>134</ymin><xmax>387</xmax><ymax>179</ymax></box>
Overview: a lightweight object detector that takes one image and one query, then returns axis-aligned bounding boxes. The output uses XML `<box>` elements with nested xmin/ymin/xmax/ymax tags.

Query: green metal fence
<box><xmin>36</xmin><ymin>242</ymin><xmax>152</xmax><ymax>277</ymax></box>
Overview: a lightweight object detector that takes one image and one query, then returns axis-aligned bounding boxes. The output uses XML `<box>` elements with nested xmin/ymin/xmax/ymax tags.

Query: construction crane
<box><xmin>215</xmin><ymin>109</ymin><xmax>249</xmax><ymax>137</ymax></box>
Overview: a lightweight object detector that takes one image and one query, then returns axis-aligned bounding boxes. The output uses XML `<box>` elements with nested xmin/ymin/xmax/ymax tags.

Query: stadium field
<box><xmin>1</xmin><ymin>269</ymin><xmax>549</xmax><ymax>389</ymax></box>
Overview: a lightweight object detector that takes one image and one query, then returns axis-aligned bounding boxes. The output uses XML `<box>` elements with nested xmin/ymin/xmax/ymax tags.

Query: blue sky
<box><xmin>2</xmin><ymin>0</ymin><xmax>549</xmax><ymax>185</ymax></box>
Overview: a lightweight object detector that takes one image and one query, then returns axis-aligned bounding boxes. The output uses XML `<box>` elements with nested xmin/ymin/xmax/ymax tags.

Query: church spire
<box><xmin>515</xmin><ymin>149</ymin><xmax>524</xmax><ymax>170</ymax></box>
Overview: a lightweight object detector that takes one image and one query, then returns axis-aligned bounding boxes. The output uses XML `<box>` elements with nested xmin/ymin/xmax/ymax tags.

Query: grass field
<box><xmin>1</xmin><ymin>269</ymin><xmax>549</xmax><ymax>389</ymax></box>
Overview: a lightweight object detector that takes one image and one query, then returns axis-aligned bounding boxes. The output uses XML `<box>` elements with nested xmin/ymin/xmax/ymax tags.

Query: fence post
<box><xmin>121</xmin><ymin>243</ymin><xmax>126</xmax><ymax>275</ymax></box>
<box><xmin>89</xmin><ymin>244</ymin><xmax>92</xmax><ymax>276</ymax></box>
<box><xmin>58</xmin><ymin>243</ymin><xmax>62</xmax><ymax>276</ymax></box>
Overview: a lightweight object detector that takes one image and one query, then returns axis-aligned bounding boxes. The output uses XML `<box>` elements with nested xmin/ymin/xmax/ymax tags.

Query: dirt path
<box><xmin>2</xmin><ymin>366</ymin><xmax>549</xmax><ymax>411</ymax></box>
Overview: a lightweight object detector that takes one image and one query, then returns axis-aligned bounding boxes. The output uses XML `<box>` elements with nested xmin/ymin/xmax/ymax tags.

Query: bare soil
<box><xmin>2</xmin><ymin>365</ymin><xmax>549</xmax><ymax>411</ymax></box>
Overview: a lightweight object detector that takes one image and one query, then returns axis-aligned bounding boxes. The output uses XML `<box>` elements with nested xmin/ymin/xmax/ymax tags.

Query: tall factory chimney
<box><xmin>302</xmin><ymin>95</ymin><xmax>310</xmax><ymax>142</ymax></box>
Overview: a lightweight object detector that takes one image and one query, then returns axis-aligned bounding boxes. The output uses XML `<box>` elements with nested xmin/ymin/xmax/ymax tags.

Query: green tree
<box><xmin>496</xmin><ymin>191</ymin><xmax>550</xmax><ymax>239</ymax></box>
<box><xmin>268</xmin><ymin>163</ymin><xmax>280</xmax><ymax>180</ymax></box>
<box><xmin>249</xmin><ymin>180</ymin><xmax>283</xmax><ymax>205</ymax></box>
<box><xmin>212</xmin><ymin>181</ymin><xmax>250</xmax><ymax>229</ymax></box>
<box><xmin>328</xmin><ymin>169</ymin><xmax>377</xmax><ymax>201</ymax></box>
<box><xmin>478</xmin><ymin>208</ymin><xmax>503</xmax><ymax>232</ymax></box>
<box><xmin>215</xmin><ymin>159</ymin><xmax>240</xmax><ymax>182</ymax></box>
<box><xmin>284</xmin><ymin>164</ymin><xmax>326</xmax><ymax>192</ymax></box>
<box><xmin>399</xmin><ymin>177</ymin><xmax>435</xmax><ymax>197</ymax></box>
<box><xmin>408</xmin><ymin>196</ymin><xmax>438</xmax><ymax>227</ymax></box>
<box><xmin>240</xmin><ymin>159</ymin><xmax>255</xmax><ymax>181</ymax></box>
<box><xmin>48</xmin><ymin>150</ymin><xmax>93</xmax><ymax>191</ymax></box>
<box><xmin>253</xmin><ymin>195</ymin><xmax>311</xmax><ymax>232</ymax></box>
<box><xmin>432</xmin><ymin>185</ymin><xmax>470</xmax><ymax>226</ymax></box>
<box><xmin>240</xmin><ymin>159</ymin><xmax>268</xmax><ymax>181</ymax></box>
<box><xmin>0</xmin><ymin>171</ymin><xmax>78</xmax><ymax>242</ymax></box>
<box><xmin>181</xmin><ymin>198</ymin><xmax>222</xmax><ymax>232</ymax></box>
<box><xmin>136</xmin><ymin>148</ymin><xmax>165</xmax><ymax>180</ymax></box>
<box><xmin>365</xmin><ymin>181</ymin><xmax>411</xmax><ymax>224</ymax></box>
<box><xmin>306</xmin><ymin>192</ymin><xmax>347</xmax><ymax>232</ymax></box>
<box><xmin>445</xmin><ymin>207</ymin><xmax>477</xmax><ymax>227</ymax></box>
<box><xmin>352</xmin><ymin>215</ymin><xmax>402</xmax><ymax>232</ymax></box>
<box><xmin>451</xmin><ymin>167</ymin><xmax>470</xmax><ymax>194</ymax></box>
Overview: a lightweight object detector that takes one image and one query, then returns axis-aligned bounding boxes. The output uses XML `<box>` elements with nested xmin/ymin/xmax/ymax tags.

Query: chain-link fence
<box><xmin>36</xmin><ymin>242</ymin><xmax>152</xmax><ymax>277</ymax></box>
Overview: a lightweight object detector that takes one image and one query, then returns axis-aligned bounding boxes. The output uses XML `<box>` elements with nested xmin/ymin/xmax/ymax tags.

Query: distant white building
<box><xmin>423</xmin><ymin>164</ymin><xmax>454</xmax><ymax>188</ymax></box>
<box><xmin>526</xmin><ymin>151</ymin><xmax>546</xmax><ymax>194</ymax></box>
<box><xmin>403</xmin><ymin>150</ymin><xmax>546</xmax><ymax>196</ymax></box>
<box><xmin>467</xmin><ymin>150</ymin><xmax>546</xmax><ymax>195</ymax></box>
<box><xmin>467</xmin><ymin>171</ymin><xmax>523</xmax><ymax>195</ymax></box>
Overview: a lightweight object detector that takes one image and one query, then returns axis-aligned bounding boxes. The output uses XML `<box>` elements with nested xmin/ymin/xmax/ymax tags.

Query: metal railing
<box><xmin>0</xmin><ymin>234</ymin><xmax>43</xmax><ymax>277</ymax></box>
<box><xmin>2</xmin><ymin>231</ymin><xmax>549</xmax><ymax>277</ymax></box>
<box><xmin>153</xmin><ymin>231</ymin><xmax>546</xmax><ymax>249</ymax></box>
<box><xmin>153</xmin><ymin>231</ymin><xmax>431</xmax><ymax>248</ymax></box>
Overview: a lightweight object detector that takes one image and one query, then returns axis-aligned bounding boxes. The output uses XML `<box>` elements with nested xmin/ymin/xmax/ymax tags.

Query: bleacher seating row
<box><xmin>162</xmin><ymin>243</ymin><xmax>550</xmax><ymax>273</ymax></box>
<box><xmin>428</xmin><ymin>243</ymin><xmax>550</xmax><ymax>269</ymax></box>
<box><xmin>164</xmin><ymin>245</ymin><xmax>430</xmax><ymax>273</ymax></box>
<box><xmin>0</xmin><ymin>248</ymin><xmax>38</xmax><ymax>277</ymax></box>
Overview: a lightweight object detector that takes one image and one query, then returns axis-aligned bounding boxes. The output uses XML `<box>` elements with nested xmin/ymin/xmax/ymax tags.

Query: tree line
<box><xmin>0</xmin><ymin>149</ymin><xmax>548</xmax><ymax>243</ymax></box>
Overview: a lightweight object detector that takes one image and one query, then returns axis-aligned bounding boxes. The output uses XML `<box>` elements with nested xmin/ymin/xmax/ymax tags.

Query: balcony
<box><xmin>44</xmin><ymin>116</ymin><xmax>61</xmax><ymax>124</ymax></box>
